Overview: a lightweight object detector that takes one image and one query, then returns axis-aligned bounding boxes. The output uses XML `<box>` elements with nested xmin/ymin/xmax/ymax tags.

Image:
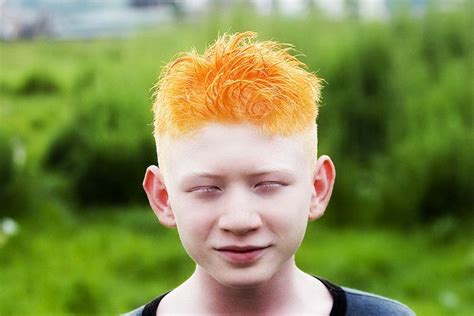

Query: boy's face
<box><xmin>144</xmin><ymin>123</ymin><xmax>335</xmax><ymax>288</ymax></box>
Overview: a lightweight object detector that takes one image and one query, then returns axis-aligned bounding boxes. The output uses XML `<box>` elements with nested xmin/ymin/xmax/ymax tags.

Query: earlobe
<box><xmin>308</xmin><ymin>155</ymin><xmax>336</xmax><ymax>221</ymax></box>
<box><xmin>143</xmin><ymin>165</ymin><xmax>176</xmax><ymax>228</ymax></box>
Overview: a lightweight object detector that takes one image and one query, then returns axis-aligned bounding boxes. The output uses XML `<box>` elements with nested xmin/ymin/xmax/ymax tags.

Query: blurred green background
<box><xmin>0</xmin><ymin>1</ymin><xmax>473</xmax><ymax>315</ymax></box>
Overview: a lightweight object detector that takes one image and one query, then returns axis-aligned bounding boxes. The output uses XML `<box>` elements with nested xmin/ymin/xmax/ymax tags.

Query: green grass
<box><xmin>1</xmin><ymin>206</ymin><xmax>472</xmax><ymax>315</ymax></box>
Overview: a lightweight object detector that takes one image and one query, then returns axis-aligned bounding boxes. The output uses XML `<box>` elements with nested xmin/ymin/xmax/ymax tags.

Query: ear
<box><xmin>143</xmin><ymin>165</ymin><xmax>176</xmax><ymax>228</ymax></box>
<box><xmin>309</xmin><ymin>155</ymin><xmax>336</xmax><ymax>221</ymax></box>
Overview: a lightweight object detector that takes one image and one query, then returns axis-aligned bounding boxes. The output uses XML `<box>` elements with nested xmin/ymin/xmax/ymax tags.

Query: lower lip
<box><xmin>217</xmin><ymin>247</ymin><xmax>268</xmax><ymax>264</ymax></box>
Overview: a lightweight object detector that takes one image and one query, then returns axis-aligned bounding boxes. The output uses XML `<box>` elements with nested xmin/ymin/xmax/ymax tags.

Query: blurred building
<box><xmin>0</xmin><ymin>0</ymin><xmax>53</xmax><ymax>40</ymax></box>
<box><xmin>0</xmin><ymin>0</ymin><xmax>464</xmax><ymax>41</ymax></box>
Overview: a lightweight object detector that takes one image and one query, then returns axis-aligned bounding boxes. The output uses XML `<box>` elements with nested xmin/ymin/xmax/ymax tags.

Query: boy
<box><xmin>125</xmin><ymin>32</ymin><xmax>414</xmax><ymax>315</ymax></box>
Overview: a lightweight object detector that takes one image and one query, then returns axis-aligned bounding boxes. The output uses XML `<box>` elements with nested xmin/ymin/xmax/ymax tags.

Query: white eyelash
<box><xmin>193</xmin><ymin>186</ymin><xmax>220</xmax><ymax>193</ymax></box>
<box><xmin>257</xmin><ymin>182</ymin><xmax>282</xmax><ymax>188</ymax></box>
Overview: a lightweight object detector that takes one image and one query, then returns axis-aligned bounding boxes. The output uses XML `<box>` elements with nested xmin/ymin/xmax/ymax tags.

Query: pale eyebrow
<box><xmin>180</xmin><ymin>171</ymin><xmax>222</xmax><ymax>186</ymax></box>
<box><xmin>183</xmin><ymin>171</ymin><xmax>221</xmax><ymax>180</ymax></box>
<box><xmin>181</xmin><ymin>168</ymin><xmax>296</xmax><ymax>183</ymax></box>
<box><xmin>247</xmin><ymin>168</ymin><xmax>296</xmax><ymax>178</ymax></box>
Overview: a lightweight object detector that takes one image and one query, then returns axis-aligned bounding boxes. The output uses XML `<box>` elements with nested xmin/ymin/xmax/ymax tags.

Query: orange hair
<box><xmin>152</xmin><ymin>31</ymin><xmax>323</xmax><ymax>140</ymax></box>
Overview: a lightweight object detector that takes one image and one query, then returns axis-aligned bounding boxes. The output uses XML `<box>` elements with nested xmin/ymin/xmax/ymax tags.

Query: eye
<box><xmin>191</xmin><ymin>186</ymin><xmax>221</xmax><ymax>193</ymax></box>
<box><xmin>255</xmin><ymin>181</ymin><xmax>283</xmax><ymax>190</ymax></box>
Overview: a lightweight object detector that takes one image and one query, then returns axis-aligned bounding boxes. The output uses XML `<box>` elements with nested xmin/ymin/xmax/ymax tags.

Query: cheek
<box><xmin>272</xmin><ymin>185</ymin><xmax>312</xmax><ymax>218</ymax></box>
<box><xmin>174</xmin><ymin>205</ymin><xmax>212</xmax><ymax>238</ymax></box>
<box><xmin>267</xmin><ymin>186</ymin><xmax>312</xmax><ymax>243</ymax></box>
<box><xmin>171</xmin><ymin>199</ymin><xmax>216</xmax><ymax>258</ymax></box>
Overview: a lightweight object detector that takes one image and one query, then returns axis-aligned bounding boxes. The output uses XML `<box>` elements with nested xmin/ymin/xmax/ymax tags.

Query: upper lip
<box><xmin>215</xmin><ymin>245</ymin><xmax>270</xmax><ymax>252</ymax></box>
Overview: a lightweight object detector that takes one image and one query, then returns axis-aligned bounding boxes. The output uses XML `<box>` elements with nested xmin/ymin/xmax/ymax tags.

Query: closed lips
<box><xmin>216</xmin><ymin>246</ymin><xmax>270</xmax><ymax>252</ymax></box>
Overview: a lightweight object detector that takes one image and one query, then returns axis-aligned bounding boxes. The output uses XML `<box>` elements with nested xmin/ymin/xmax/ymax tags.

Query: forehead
<box><xmin>162</xmin><ymin>123</ymin><xmax>310</xmax><ymax>181</ymax></box>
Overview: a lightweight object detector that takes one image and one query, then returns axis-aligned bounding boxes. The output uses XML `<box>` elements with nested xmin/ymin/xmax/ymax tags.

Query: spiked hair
<box><xmin>151</xmin><ymin>32</ymin><xmax>323</xmax><ymax>171</ymax></box>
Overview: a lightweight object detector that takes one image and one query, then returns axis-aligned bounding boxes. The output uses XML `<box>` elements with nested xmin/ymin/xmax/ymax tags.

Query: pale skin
<box><xmin>143</xmin><ymin>123</ymin><xmax>336</xmax><ymax>315</ymax></box>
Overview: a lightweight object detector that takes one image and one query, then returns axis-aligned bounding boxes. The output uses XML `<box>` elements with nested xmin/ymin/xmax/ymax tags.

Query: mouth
<box><xmin>214</xmin><ymin>245</ymin><xmax>271</xmax><ymax>264</ymax></box>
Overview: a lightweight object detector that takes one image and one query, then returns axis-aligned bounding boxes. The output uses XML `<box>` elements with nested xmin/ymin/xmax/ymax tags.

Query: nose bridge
<box><xmin>218</xmin><ymin>185</ymin><xmax>262</xmax><ymax>234</ymax></box>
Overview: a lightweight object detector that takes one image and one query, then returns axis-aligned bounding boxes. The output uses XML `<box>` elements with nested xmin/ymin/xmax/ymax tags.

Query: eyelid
<box><xmin>255</xmin><ymin>181</ymin><xmax>284</xmax><ymax>188</ymax></box>
<box><xmin>190</xmin><ymin>186</ymin><xmax>221</xmax><ymax>193</ymax></box>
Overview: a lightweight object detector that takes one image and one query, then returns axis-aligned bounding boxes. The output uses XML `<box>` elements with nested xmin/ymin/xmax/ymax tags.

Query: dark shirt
<box><xmin>123</xmin><ymin>277</ymin><xmax>415</xmax><ymax>316</ymax></box>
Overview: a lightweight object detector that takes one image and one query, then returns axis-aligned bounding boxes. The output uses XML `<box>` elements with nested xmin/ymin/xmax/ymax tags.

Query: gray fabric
<box><xmin>122</xmin><ymin>288</ymin><xmax>415</xmax><ymax>315</ymax></box>
<box><xmin>343</xmin><ymin>287</ymin><xmax>415</xmax><ymax>315</ymax></box>
<box><xmin>122</xmin><ymin>305</ymin><xmax>144</xmax><ymax>316</ymax></box>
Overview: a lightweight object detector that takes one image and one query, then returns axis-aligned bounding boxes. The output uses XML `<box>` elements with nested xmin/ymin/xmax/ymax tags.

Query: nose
<box><xmin>217</xmin><ymin>188</ymin><xmax>263</xmax><ymax>235</ymax></box>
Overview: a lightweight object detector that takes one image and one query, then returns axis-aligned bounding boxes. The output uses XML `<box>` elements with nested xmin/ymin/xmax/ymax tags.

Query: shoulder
<box><xmin>122</xmin><ymin>291</ymin><xmax>169</xmax><ymax>316</ymax></box>
<box><xmin>343</xmin><ymin>287</ymin><xmax>416</xmax><ymax>316</ymax></box>
<box><xmin>121</xmin><ymin>305</ymin><xmax>145</xmax><ymax>316</ymax></box>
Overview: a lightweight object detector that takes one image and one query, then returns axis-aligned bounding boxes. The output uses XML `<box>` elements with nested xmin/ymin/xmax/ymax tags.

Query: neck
<box><xmin>186</xmin><ymin>257</ymin><xmax>311</xmax><ymax>315</ymax></box>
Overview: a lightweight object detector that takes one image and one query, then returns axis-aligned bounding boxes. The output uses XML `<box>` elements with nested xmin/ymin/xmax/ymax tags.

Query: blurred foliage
<box><xmin>0</xmin><ymin>3</ymin><xmax>471</xmax><ymax>223</ymax></box>
<box><xmin>43</xmin><ymin>67</ymin><xmax>156</xmax><ymax>205</ymax></box>
<box><xmin>0</xmin><ymin>130</ymin><xmax>15</xmax><ymax>207</ymax></box>
<box><xmin>0</xmin><ymin>3</ymin><xmax>473</xmax><ymax>315</ymax></box>
<box><xmin>0</xmin><ymin>128</ymin><xmax>33</xmax><ymax>217</ymax></box>
<box><xmin>16</xmin><ymin>69</ymin><xmax>61</xmax><ymax>95</ymax></box>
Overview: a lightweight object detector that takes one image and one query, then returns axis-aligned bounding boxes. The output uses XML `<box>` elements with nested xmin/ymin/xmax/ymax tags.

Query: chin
<box><xmin>212</xmin><ymin>267</ymin><xmax>275</xmax><ymax>289</ymax></box>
